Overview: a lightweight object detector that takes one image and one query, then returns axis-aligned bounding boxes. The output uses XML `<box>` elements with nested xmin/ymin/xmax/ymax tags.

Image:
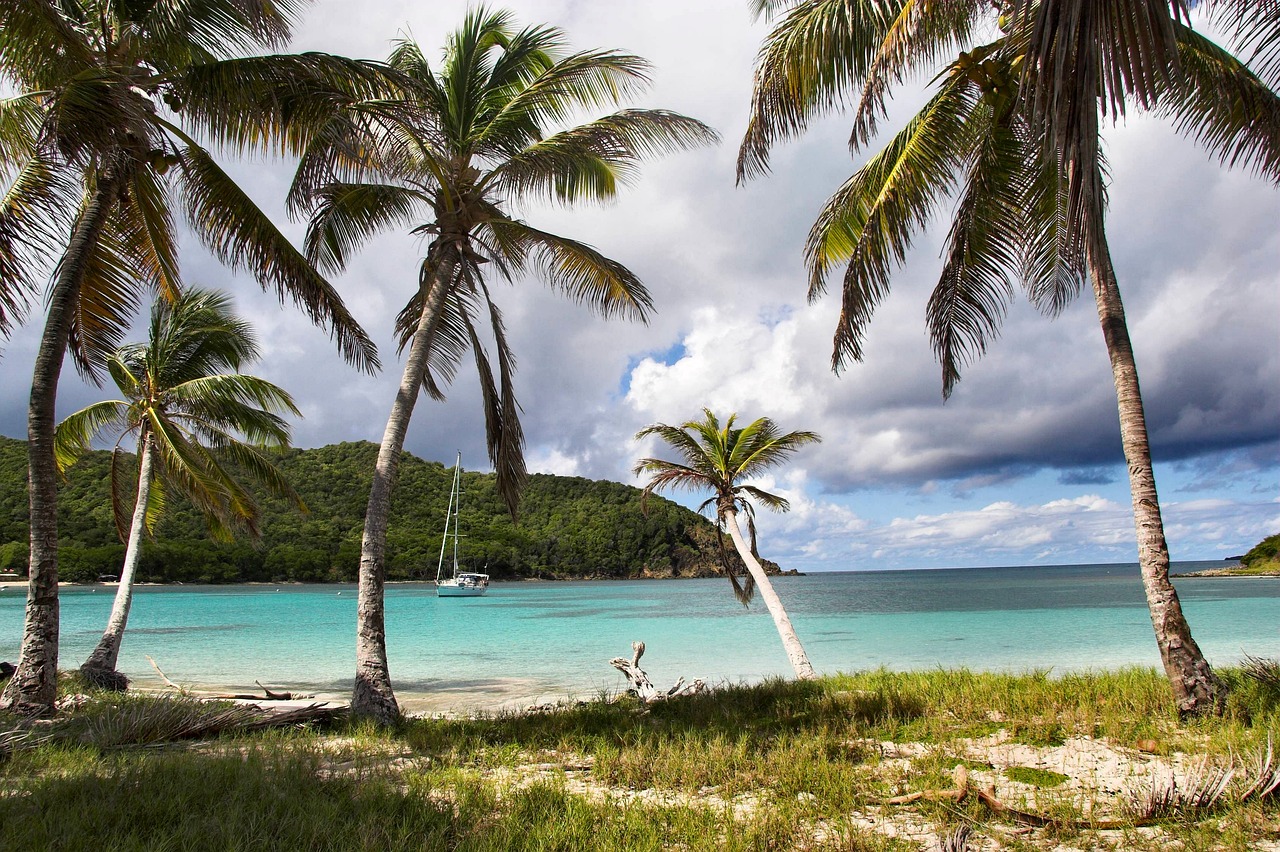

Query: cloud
<box><xmin>1</xmin><ymin>0</ymin><xmax>1276</xmax><ymax>571</ymax></box>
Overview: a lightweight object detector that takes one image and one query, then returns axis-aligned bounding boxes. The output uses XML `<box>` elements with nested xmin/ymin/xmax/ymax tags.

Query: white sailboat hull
<box><xmin>436</xmin><ymin>572</ymin><xmax>490</xmax><ymax>597</ymax></box>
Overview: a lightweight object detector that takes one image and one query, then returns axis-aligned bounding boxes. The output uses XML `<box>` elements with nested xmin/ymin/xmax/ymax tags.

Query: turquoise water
<box><xmin>2</xmin><ymin>562</ymin><xmax>1277</xmax><ymax>712</ymax></box>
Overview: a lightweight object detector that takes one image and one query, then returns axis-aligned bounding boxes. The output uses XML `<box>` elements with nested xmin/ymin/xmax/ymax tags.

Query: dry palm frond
<box><xmin>1239</xmin><ymin>738</ymin><xmax>1280</xmax><ymax>802</ymax></box>
<box><xmin>1129</xmin><ymin>761</ymin><xmax>1233</xmax><ymax>821</ymax></box>
<box><xmin>940</xmin><ymin>824</ymin><xmax>973</xmax><ymax>852</ymax></box>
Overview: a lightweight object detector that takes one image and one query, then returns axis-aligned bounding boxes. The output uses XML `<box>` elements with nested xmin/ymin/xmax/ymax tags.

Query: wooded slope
<box><xmin>0</xmin><ymin>438</ymin><xmax>762</xmax><ymax>583</ymax></box>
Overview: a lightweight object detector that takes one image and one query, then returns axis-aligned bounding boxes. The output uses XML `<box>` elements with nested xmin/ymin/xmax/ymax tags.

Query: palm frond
<box><xmin>928</xmin><ymin>96</ymin><xmax>1025</xmax><ymax>398</ymax></box>
<box><xmin>489</xmin><ymin>109</ymin><xmax>719</xmax><ymax>204</ymax></box>
<box><xmin>0</xmin><ymin>153</ymin><xmax>76</xmax><ymax>335</ymax></box>
<box><xmin>805</xmin><ymin>73</ymin><xmax>977</xmax><ymax>370</ymax></box>
<box><xmin>303</xmin><ymin>182</ymin><xmax>427</xmax><ymax>273</ymax></box>
<box><xmin>738</xmin><ymin>0</ymin><xmax>899</xmax><ymax>180</ymax></box>
<box><xmin>492</xmin><ymin>220</ymin><xmax>653</xmax><ymax>322</ymax></box>
<box><xmin>1157</xmin><ymin>23</ymin><xmax>1280</xmax><ymax>184</ymax></box>
<box><xmin>1198</xmin><ymin>0</ymin><xmax>1279</xmax><ymax>89</ymax></box>
<box><xmin>175</xmin><ymin>53</ymin><xmax>404</xmax><ymax>158</ymax></box>
<box><xmin>175</xmin><ymin>140</ymin><xmax>380</xmax><ymax>374</ymax></box>
<box><xmin>53</xmin><ymin>399</ymin><xmax>129</xmax><ymax>472</ymax></box>
<box><xmin>465</xmin><ymin>278</ymin><xmax>526</xmax><ymax>519</ymax></box>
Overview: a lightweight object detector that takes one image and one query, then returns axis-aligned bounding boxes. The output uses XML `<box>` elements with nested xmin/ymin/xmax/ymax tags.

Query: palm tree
<box><xmin>54</xmin><ymin>288</ymin><xmax>304</xmax><ymax>689</ymax></box>
<box><xmin>292</xmin><ymin>7</ymin><xmax>718</xmax><ymax>724</ymax></box>
<box><xmin>0</xmin><ymin>0</ymin><xmax>386</xmax><ymax>715</ymax></box>
<box><xmin>634</xmin><ymin>409</ymin><xmax>821</xmax><ymax>680</ymax></box>
<box><xmin>737</xmin><ymin>0</ymin><xmax>1280</xmax><ymax>716</ymax></box>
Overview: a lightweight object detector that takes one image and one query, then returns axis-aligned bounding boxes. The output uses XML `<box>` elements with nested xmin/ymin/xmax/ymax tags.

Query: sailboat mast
<box><xmin>435</xmin><ymin>452</ymin><xmax>462</xmax><ymax>584</ymax></box>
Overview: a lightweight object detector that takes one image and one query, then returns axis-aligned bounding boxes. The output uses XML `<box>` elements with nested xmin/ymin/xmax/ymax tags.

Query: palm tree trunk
<box><xmin>1</xmin><ymin>168</ymin><xmax>122</xmax><ymax>716</ymax></box>
<box><xmin>81</xmin><ymin>433</ymin><xmax>155</xmax><ymax>684</ymax></box>
<box><xmin>352</xmin><ymin>257</ymin><xmax>456</xmax><ymax>725</ymax></box>
<box><xmin>721</xmin><ymin>506</ymin><xmax>816</xmax><ymax>680</ymax></box>
<box><xmin>1087</xmin><ymin>238</ymin><xmax>1223</xmax><ymax>719</ymax></box>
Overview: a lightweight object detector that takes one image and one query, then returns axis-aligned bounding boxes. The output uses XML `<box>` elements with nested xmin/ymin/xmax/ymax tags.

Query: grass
<box><xmin>0</xmin><ymin>667</ymin><xmax>1276</xmax><ymax>850</ymax></box>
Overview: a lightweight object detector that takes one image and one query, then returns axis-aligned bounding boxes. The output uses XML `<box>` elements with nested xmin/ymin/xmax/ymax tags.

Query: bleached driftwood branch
<box><xmin>609</xmin><ymin>641</ymin><xmax>706</xmax><ymax>703</ymax></box>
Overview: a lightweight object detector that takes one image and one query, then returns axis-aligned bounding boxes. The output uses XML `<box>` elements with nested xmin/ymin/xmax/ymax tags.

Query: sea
<box><xmin>2</xmin><ymin>562</ymin><xmax>1278</xmax><ymax>714</ymax></box>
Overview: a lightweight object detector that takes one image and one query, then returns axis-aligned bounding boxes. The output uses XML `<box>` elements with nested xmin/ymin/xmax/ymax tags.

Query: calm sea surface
<box><xmin>2</xmin><ymin>562</ymin><xmax>1277</xmax><ymax>713</ymax></box>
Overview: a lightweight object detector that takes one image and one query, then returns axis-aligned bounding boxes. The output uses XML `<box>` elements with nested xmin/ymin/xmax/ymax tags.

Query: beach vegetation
<box><xmin>54</xmin><ymin>289</ymin><xmax>304</xmax><ymax>690</ymax></box>
<box><xmin>2</xmin><ymin>667</ymin><xmax>1277</xmax><ymax>850</ymax></box>
<box><xmin>634</xmin><ymin>410</ymin><xmax>822</xmax><ymax>680</ymax></box>
<box><xmin>737</xmin><ymin>0</ymin><xmax>1280</xmax><ymax>720</ymax></box>
<box><xmin>0</xmin><ymin>0</ymin><xmax>386</xmax><ymax>717</ymax></box>
<box><xmin>286</xmin><ymin>6</ymin><xmax>716</xmax><ymax>724</ymax></box>
<box><xmin>1241</xmin><ymin>534</ymin><xmax>1280</xmax><ymax>573</ymax></box>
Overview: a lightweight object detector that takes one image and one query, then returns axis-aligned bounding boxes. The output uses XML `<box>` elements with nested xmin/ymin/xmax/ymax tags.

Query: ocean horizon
<box><xmin>3</xmin><ymin>560</ymin><xmax>1277</xmax><ymax>714</ymax></box>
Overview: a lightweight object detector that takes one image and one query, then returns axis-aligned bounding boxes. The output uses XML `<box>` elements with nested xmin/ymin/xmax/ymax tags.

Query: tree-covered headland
<box><xmin>0</xmin><ymin>437</ymin><xmax>771</xmax><ymax>585</ymax></box>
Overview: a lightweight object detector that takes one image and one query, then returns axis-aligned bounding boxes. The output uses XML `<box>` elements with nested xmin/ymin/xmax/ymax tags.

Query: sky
<box><xmin>1</xmin><ymin>1</ymin><xmax>1277</xmax><ymax>572</ymax></box>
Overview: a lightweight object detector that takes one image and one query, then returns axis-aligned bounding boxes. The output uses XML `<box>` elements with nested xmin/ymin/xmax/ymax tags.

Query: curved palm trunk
<box><xmin>352</xmin><ymin>259</ymin><xmax>456</xmax><ymax>725</ymax></box>
<box><xmin>81</xmin><ymin>433</ymin><xmax>155</xmax><ymax>684</ymax></box>
<box><xmin>1</xmin><ymin>170</ymin><xmax>122</xmax><ymax>716</ymax></box>
<box><xmin>721</xmin><ymin>506</ymin><xmax>816</xmax><ymax>680</ymax></box>
<box><xmin>1087</xmin><ymin>238</ymin><xmax>1223</xmax><ymax>719</ymax></box>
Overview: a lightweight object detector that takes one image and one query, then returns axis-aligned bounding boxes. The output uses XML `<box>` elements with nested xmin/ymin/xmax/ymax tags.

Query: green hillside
<box><xmin>0</xmin><ymin>437</ymin><xmax>766</xmax><ymax>584</ymax></box>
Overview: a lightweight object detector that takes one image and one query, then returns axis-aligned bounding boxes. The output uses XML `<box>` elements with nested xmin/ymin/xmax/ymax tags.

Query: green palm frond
<box><xmin>739</xmin><ymin>0</ymin><xmax>899</xmax><ymax>180</ymax></box>
<box><xmin>493</xmin><ymin>221</ymin><xmax>653</xmax><ymax>322</ymax></box>
<box><xmin>53</xmin><ymin>399</ymin><xmax>130</xmax><ymax>472</ymax></box>
<box><xmin>489</xmin><ymin>110</ymin><xmax>719</xmax><ymax>203</ymax></box>
<box><xmin>0</xmin><ymin>154</ymin><xmax>76</xmax><ymax>334</ymax></box>
<box><xmin>175</xmin><ymin>141</ymin><xmax>380</xmax><ymax>374</ymax></box>
<box><xmin>849</xmin><ymin>0</ymin><xmax>983</xmax><ymax>148</ymax></box>
<box><xmin>1200</xmin><ymin>0</ymin><xmax>1280</xmax><ymax>88</ymax></box>
<box><xmin>805</xmin><ymin>73</ymin><xmax>976</xmax><ymax>370</ymax></box>
<box><xmin>175</xmin><ymin>52</ymin><xmax>404</xmax><ymax>158</ymax></box>
<box><xmin>302</xmin><ymin>182</ymin><xmax>428</xmax><ymax>273</ymax></box>
<box><xmin>476</xmin><ymin>49</ymin><xmax>655</xmax><ymax>150</ymax></box>
<box><xmin>123</xmin><ymin>165</ymin><xmax>183</xmax><ymax>299</ymax></box>
<box><xmin>928</xmin><ymin>95</ymin><xmax>1026</xmax><ymax>398</ymax></box>
<box><xmin>466</xmin><ymin>286</ymin><xmax>526</xmax><ymax>518</ymax></box>
<box><xmin>64</xmin><ymin>215</ymin><xmax>152</xmax><ymax>380</ymax></box>
<box><xmin>1158</xmin><ymin>23</ymin><xmax>1280</xmax><ymax>183</ymax></box>
<box><xmin>131</xmin><ymin>0</ymin><xmax>306</xmax><ymax>58</ymax></box>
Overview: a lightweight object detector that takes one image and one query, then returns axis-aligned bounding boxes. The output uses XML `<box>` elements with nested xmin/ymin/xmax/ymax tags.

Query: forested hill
<box><xmin>0</xmin><ymin>437</ymin><xmax>778</xmax><ymax>584</ymax></box>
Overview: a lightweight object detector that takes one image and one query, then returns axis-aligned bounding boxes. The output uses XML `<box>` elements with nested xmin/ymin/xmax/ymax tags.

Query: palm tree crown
<box><xmin>0</xmin><ymin>0</ymin><xmax>385</xmax><ymax>370</ymax></box>
<box><xmin>635</xmin><ymin>409</ymin><xmax>819</xmax><ymax>519</ymax></box>
<box><xmin>55</xmin><ymin>288</ymin><xmax>304</xmax><ymax>542</ymax></box>
<box><xmin>297</xmin><ymin>5</ymin><xmax>719</xmax><ymax>512</ymax></box>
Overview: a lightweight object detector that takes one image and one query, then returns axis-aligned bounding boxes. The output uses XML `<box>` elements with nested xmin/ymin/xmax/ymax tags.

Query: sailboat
<box><xmin>435</xmin><ymin>453</ymin><xmax>489</xmax><ymax>597</ymax></box>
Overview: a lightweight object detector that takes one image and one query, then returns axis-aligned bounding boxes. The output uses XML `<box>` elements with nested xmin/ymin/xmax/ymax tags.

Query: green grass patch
<box><xmin>1004</xmin><ymin>765</ymin><xmax>1070</xmax><ymax>787</ymax></box>
<box><xmin>2</xmin><ymin>667</ymin><xmax>1278</xmax><ymax>850</ymax></box>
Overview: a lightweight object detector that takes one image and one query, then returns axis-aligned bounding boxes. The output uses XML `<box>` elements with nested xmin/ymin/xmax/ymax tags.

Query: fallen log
<box><xmin>609</xmin><ymin>641</ymin><xmax>706</xmax><ymax>703</ymax></box>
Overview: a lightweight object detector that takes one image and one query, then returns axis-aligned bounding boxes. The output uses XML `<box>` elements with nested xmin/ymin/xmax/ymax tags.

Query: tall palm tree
<box><xmin>0</xmin><ymin>0</ymin><xmax>386</xmax><ymax>715</ymax></box>
<box><xmin>634</xmin><ymin>409</ymin><xmax>821</xmax><ymax>680</ymax></box>
<box><xmin>293</xmin><ymin>7</ymin><xmax>718</xmax><ymax>724</ymax></box>
<box><xmin>54</xmin><ymin>288</ymin><xmax>304</xmax><ymax>689</ymax></box>
<box><xmin>737</xmin><ymin>0</ymin><xmax>1280</xmax><ymax>717</ymax></box>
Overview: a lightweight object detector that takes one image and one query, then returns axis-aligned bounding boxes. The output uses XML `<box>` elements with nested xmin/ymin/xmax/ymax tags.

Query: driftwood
<box><xmin>146</xmin><ymin>656</ymin><xmax>311</xmax><ymax>701</ymax></box>
<box><xmin>609</xmin><ymin>641</ymin><xmax>706</xmax><ymax>703</ymax></box>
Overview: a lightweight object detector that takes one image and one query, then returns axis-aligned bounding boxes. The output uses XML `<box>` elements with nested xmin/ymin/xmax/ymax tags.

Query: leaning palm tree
<box><xmin>738</xmin><ymin>0</ymin><xmax>1280</xmax><ymax>717</ymax></box>
<box><xmin>54</xmin><ymin>289</ymin><xmax>304</xmax><ymax>690</ymax></box>
<box><xmin>293</xmin><ymin>7</ymin><xmax>718</xmax><ymax>724</ymax></box>
<box><xmin>0</xmin><ymin>0</ymin><xmax>386</xmax><ymax>714</ymax></box>
<box><xmin>634</xmin><ymin>409</ymin><xmax>821</xmax><ymax>680</ymax></box>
